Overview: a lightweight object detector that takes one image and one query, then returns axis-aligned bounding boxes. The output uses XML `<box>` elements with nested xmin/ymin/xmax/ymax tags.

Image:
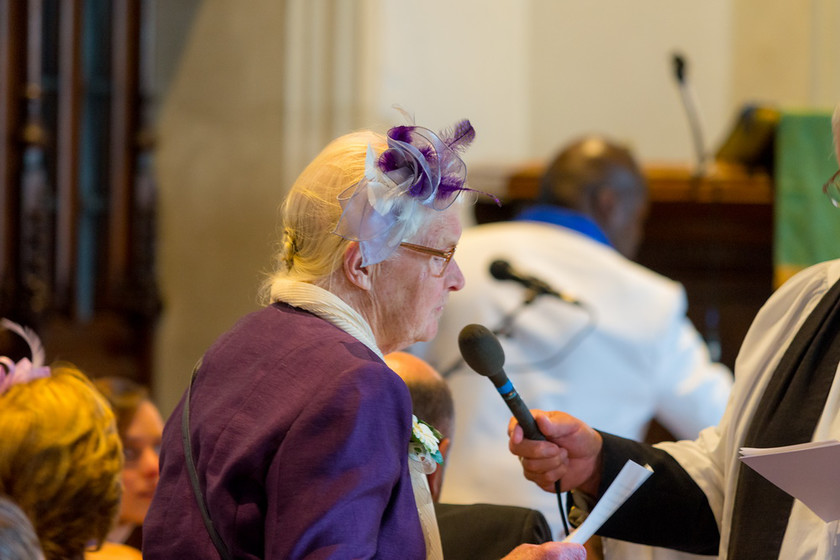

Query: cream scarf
<box><xmin>271</xmin><ymin>279</ymin><xmax>382</xmax><ymax>358</ymax></box>
<box><xmin>271</xmin><ymin>280</ymin><xmax>442</xmax><ymax>560</ymax></box>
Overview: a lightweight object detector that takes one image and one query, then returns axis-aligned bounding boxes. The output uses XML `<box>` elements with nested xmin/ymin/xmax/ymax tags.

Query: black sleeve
<box><xmin>594</xmin><ymin>431</ymin><xmax>720</xmax><ymax>555</ymax></box>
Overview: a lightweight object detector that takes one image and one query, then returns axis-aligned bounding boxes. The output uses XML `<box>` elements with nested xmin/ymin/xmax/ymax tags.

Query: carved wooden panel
<box><xmin>0</xmin><ymin>0</ymin><xmax>160</xmax><ymax>386</ymax></box>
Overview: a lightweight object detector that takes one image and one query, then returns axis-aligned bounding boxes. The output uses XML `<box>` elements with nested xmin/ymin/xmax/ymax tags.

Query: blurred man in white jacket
<box><xmin>421</xmin><ymin>136</ymin><xmax>732</xmax><ymax>559</ymax></box>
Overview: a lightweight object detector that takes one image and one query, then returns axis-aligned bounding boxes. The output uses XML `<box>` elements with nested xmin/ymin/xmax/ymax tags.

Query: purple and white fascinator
<box><xmin>0</xmin><ymin>318</ymin><xmax>50</xmax><ymax>395</ymax></box>
<box><xmin>333</xmin><ymin>113</ymin><xmax>499</xmax><ymax>266</ymax></box>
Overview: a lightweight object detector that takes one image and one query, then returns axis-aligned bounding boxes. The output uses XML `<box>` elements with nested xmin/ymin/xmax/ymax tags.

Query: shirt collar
<box><xmin>515</xmin><ymin>205</ymin><xmax>613</xmax><ymax>249</ymax></box>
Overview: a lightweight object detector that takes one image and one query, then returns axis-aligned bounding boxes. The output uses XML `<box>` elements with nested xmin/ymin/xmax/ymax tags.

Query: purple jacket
<box><xmin>143</xmin><ymin>303</ymin><xmax>425</xmax><ymax>559</ymax></box>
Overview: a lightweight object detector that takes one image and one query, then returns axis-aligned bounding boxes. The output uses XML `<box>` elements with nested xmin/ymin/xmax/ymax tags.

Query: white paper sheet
<box><xmin>562</xmin><ymin>460</ymin><xmax>654</xmax><ymax>545</ymax></box>
<box><xmin>740</xmin><ymin>439</ymin><xmax>840</xmax><ymax>522</ymax></box>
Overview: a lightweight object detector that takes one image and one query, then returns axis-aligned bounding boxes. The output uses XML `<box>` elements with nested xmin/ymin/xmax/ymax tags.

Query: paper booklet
<box><xmin>562</xmin><ymin>460</ymin><xmax>654</xmax><ymax>545</ymax></box>
<box><xmin>740</xmin><ymin>439</ymin><xmax>840</xmax><ymax>522</ymax></box>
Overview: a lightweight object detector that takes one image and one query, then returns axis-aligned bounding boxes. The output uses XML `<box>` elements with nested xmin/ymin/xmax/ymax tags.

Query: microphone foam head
<box><xmin>458</xmin><ymin>323</ymin><xmax>506</xmax><ymax>378</ymax></box>
<box><xmin>489</xmin><ymin>259</ymin><xmax>512</xmax><ymax>281</ymax></box>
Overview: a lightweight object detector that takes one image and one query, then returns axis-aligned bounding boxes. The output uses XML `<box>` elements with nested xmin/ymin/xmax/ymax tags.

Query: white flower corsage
<box><xmin>409</xmin><ymin>414</ymin><xmax>443</xmax><ymax>475</ymax></box>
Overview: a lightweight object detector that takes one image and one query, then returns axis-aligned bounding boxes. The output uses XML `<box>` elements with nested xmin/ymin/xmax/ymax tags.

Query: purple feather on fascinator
<box><xmin>0</xmin><ymin>318</ymin><xmax>50</xmax><ymax>395</ymax></box>
<box><xmin>439</xmin><ymin>120</ymin><xmax>476</xmax><ymax>154</ymax></box>
<box><xmin>388</xmin><ymin>125</ymin><xmax>415</xmax><ymax>145</ymax></box>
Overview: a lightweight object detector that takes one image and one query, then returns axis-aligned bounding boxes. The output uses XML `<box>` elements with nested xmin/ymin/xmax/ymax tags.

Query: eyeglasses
<box><xmin>823</xmin><ymin>169</ymin><xmax>840</xmax><ymax>208</ymax></box>
<box><xmin>399</xmin><ymin>242</ymin><xmax>456</xmax><ymax>277</ymax></box>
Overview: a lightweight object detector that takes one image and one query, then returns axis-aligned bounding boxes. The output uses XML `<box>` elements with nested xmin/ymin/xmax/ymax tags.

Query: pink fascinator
<box><xmin>0</xmin><ymin>318</ymin><xmax>51</xmax><ymax>395</ymax></box>
<box><xmin>333</xmin><ymin>109</ymin><xmax>499</xmax><ymax>266</ymax></box>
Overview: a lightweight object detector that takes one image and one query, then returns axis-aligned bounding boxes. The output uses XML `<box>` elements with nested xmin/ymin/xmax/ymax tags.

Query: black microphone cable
<box><xmin>487</xmin><ymin>259</ymin><xmax>598</xmax><ymax>374</ymax></box>
<box><xmin>439</xmin><ymin>263</ymin><xmax>597</xmax><ymax>377</ymax></box>
<box><xmin>502</xmin><ymin>302</ymin><xmax>597</xmax><ymax>375</ymax></box>
<box><xmin>440</xmin><ymin>285</ymin><xmax>539</xmax><ymax>378</ymax></box>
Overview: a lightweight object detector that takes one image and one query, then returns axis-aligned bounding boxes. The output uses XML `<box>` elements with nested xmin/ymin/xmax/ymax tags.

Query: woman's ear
<box><xmin>343</xmin><ymin>242</ymin><xmax>373</xmax><ymax>290</ymax></box>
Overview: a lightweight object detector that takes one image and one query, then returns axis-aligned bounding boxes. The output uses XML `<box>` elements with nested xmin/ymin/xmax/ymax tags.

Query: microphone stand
<box><xmin>493</xmin><ymin>289</ymin><xmax>539</xmax><ymax>338</ymax></box>
<box><xmin>441</xmin><ymin>290</ymin><xmax>597</xmax><ymax>378</ymax></box>
<box><xmin>672</xmin><ymin>52</ymin><xmax>722</xmax><ymax>362</ymax></box>
<box><xmin>673</xmin><ymin>53</ymin><xmax>708</xmax><ymax>183</ymax></box>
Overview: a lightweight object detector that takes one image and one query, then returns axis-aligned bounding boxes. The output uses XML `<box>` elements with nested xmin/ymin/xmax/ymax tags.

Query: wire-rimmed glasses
<box><xmin>399</xmin><ymin>242</ymin><xmax>456</xmax><ymax>277</ymax></box>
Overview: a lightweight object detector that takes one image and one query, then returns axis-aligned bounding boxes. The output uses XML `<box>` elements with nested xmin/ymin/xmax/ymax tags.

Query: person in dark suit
<box><xmin>385</xmin><ymin>351</ymin><xmax>556</xmax><ymax>560</ymax></box>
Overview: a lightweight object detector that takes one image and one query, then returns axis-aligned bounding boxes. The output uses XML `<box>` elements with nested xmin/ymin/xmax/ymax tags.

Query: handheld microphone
<box><xmin>457</xmin><ymin>323</ymin><xmax>544</xmax><ymax>441</ymax></box>
<box><xmin>490</xmin><ymin>259</ymin><xmax>580</xmax><ymax>306</ymax></box>
<box><xmin>459</xmin><ymin>322</ymin><xmax>574</xmax><ymax>536</ymax></box>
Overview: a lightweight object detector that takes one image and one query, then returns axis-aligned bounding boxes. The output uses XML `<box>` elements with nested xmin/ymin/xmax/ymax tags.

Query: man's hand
<box><xmin>501</xmin><ymin>542</ymin><xmax>586</xmax><ymax>559</ymax></box>
<box><xmin>508</xmin><ymin>410</ymin><xmax>603</xmax><ymax>495</ymax></box>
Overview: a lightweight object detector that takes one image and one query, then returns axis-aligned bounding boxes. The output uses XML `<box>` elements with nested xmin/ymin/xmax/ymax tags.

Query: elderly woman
<box><xmin>92</xmin><ymin>377</ymin><xmax>163</xmax><ymax>553</ymax></box>
<box><xmin>0</xmin><ymin>321</ymin><xmax>123</xmax><ymax>560</ymax></box>
<box><xmin>143</xmin><ymin>119</ymin><xmax>585</xmax><ymax>560</ymax></box>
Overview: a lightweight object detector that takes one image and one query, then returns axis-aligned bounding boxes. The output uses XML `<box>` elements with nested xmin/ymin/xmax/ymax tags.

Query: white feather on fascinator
<box><xmin>0</xmin><ymin>318</ymin><xmax>50</xmax><ymax>395</ymax></box>
<box><xmin>333</xmin><ymin>110</ymin><xmax>499</xmax><ymax>267</ymax></box>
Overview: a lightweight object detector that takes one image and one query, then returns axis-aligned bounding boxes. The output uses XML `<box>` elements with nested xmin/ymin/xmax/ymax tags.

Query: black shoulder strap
<box><xmin>181</xmin><ymin>358</ymin><xmax>233</xmax><ymax>560</ymax></box>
